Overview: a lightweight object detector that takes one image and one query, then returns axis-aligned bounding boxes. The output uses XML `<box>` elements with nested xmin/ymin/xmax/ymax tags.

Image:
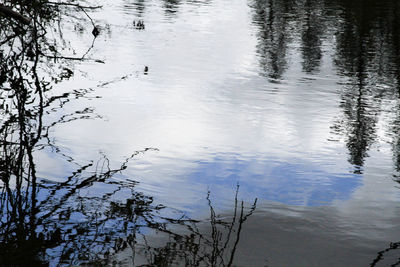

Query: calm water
<box><xmin>1</xmin><ymin>0</ymin><xmax>400</xmax><ymax>266</ymax></box>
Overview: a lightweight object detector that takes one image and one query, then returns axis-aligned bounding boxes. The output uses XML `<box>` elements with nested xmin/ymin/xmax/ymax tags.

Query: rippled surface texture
<box><xmin>1</xmin><ymin>0</ymin><xmax>400</xmax><ymax>265</ymax></box>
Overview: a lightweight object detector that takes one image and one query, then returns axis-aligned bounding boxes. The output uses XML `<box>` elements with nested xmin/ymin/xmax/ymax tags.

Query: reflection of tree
<box><xmin>249</xmin><ymin>0</ymin><xmax>400</xmax><ymax>172</ymax></box>
<box><xmin>123</xmin><ymin>0</ymin><xmax>147</xmax><ymax>17</ymax></box>
<box><xmin>333</xmin><ymin>37</ymin><xmax>377</xmax><ymax>172</ymax></box>
<box><xmin>331</xmin><ymin>0</ymin><xmax>395</xmax><ymax>173</ymax></box>
<box><xmin>391</xmin><ymin>101</ymin><xmax>400</xmax><ymax>181</ymax></box>
<box><xmin>300</xmin><ymin>0</ymin><xmax>323</xmax><ymax>73</ymax></box>
<box><xmin>163</xmin><ymin>0</ymin><xmax>181</xmax><ymax>16</ymax></box>
<box><xmin>388</xmin><ymin>2</ymin><xmax>400</xmax><ymax>176</ymax></box>
<box><xmin>1</xmin><ymin>140</ymin><xmax>255</xmax><ymax>265</ymax></box>
<box><xmin>391</xmin><ymin>2</ymin><xmax>400</xmax><ymax>92</ymax></box>
<box><xmin>0</xmin><ymin>2</ymin><xmax>130</xmax><ymax>265</ymax></box>
<box><xmin>250</xmin><ymin>0</ymin><xmax>325</xmax><ymax>77</ymax></box>
<box><xmin>331</xmin><ymin>0</ymin><xmax>400</xmax><ymax>172</ymax></box>
<box><xmin>0</xmin><ymin>149</ymin><xmax>159</xmax><ymax>265</ymax></box>
<box><xmin>0</xmin><ymin>2</ymin><xmax>256</xmax><ymax>265</ymax></box>
<box><xmin>123</xmin><ymin>0</ymin><xmax>212</xmax><ymax>19</ymax></box>
<box><xmin>138</xmin><ymin>185</ymin><xmax>258</xmax><ymax>266</ymax></box>
<box><xmin>370</xmin><ymin>241</ymin><xmax>400</xmax><ymax>266</ymax></box>
<box><xmin>251</xmin><ymin>0</ymin><xmax>292</xmax><ymax>80</ymax></box>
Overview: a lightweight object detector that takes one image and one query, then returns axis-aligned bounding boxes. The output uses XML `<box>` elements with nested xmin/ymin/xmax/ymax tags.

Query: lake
<box><xmin>1</xmin><ymin>0</ymin><xmax>400</xmax><ymax>266</ymax></box>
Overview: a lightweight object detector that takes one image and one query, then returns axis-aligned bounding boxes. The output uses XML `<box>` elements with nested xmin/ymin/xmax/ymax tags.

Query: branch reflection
<box><xmin>0</xmin><ymin>2</ymin><xmax>256</xmax><ymax>265</ymax></box>
<box><xmin>137</xmin><ymin>186</ymin><xmax>257</xmax><ymax>266</ymax></box>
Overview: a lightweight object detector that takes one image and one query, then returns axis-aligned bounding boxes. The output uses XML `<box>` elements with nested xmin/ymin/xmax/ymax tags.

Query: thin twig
<box><xmin>46</xmin><ymin>2</ymin><xmax>102</xmax><ymax>9</ymax></box>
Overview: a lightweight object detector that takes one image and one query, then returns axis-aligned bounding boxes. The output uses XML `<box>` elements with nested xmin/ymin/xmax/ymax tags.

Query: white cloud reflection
<box><xmin>36</xmin><ymin>0</ymin><xmax>400</xmax><ymax>217</ymax></box>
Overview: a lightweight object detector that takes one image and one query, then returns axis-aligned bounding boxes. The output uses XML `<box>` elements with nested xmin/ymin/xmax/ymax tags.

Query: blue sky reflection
<box><xmin>189</xmin><ymin>156</ymin><xmax>361</xmax><ymax>206</ymax></box>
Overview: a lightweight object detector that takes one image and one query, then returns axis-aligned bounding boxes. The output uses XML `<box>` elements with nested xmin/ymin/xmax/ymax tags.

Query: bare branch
<box><xmin>0</xmin><ymin>5</ymin><xmax>31</xmax><ymax>25</ymax></box>
<box><xmin>42</xmin><ymin>54</ymin><xmax>105</xmax><ymax>63</ymax></box>
<box><xmin>46</xmin><ymin>2</ymin><xmax>102</xmax><ymax>9</ymax></box>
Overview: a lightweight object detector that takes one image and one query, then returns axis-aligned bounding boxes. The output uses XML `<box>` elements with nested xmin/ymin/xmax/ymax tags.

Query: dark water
<box><xmin>1</xmin><ymin>0</ymin><xmax>400</xmax><ymax>266</ymax></box>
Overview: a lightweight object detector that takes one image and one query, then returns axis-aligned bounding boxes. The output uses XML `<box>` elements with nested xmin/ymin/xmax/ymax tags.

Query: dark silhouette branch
<box><xmin>46</xmin><ymin>2</ymin><xmax>102</xmax><ymax>9</ymax></box>
<box><xmin>0</xmin><ymin>5</ymin><xmax>31</xmax><ymax>25</ymax></box>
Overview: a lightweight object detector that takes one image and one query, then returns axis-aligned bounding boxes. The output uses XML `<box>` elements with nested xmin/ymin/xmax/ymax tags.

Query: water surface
<box><xmin>1</xmin><ymin>0</ymin><xmax>400</xmax><ymax>265</ymax></box>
